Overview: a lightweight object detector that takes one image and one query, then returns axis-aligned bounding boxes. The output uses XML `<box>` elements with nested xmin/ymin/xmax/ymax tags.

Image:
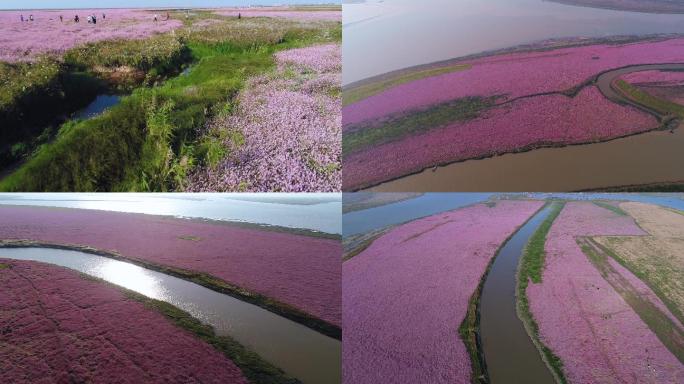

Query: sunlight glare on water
<box><xmin>89</xmin><ymin>260</ymin><xmax>167</xmax><ymax>300</ymax></box>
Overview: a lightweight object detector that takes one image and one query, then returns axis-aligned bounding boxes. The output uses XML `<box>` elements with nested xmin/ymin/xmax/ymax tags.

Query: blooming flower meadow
<box><xmin>0</xmin><ymin>205</ymin><xmax>342</xmax><ymax>326</ymax></box>
<box><xmin>187</xmin><ymin>44</ymin><xmax>341</xmax><ymax>192</ymax></box>
<box><xmin>0</xmin><ymin>259</ymin><xmax>248</xmax><ymax>383</ymax></box>
<box><xmin>526</xmin><ymin>202</ymin><xmax>683</xmax><ymax>383</ymax></box>
<box><xmin>342</xmin><ymin>200</ymin><xmax>543</xmax><ymax>384</ymax></box>
<box><xmin>343</xmin><ymin>86</ymin><xmax>657</xmax><ymax>190</ymax></box>
<box><xmin>342</xmin><ymin>38</ymin><xmax>684</xmax><ymax>188</ymax></box>
<box><xmin>344</xmin><ymin>38</ymin><xmax>684</xmax><ymax>126</ymax></box>
<box><xmin>0</xmin><ymin>9</ymin><xmax>182</xmax><ymax>63</ymax></box>
<box><xmin>621</xmin><ymin>70</ymin><xmax>684</xmax><ymax>86</ymax></box>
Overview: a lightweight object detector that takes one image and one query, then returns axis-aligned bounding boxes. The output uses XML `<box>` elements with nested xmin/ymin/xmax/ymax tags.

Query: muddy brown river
<box><xmin>479</xmin><ymin>204</ymin><xmax>556</xmax><ymax>383</ymax></box>
<box><xmin>371</xmin><ymin>124</ymin><xmax>684</xmax><ymax>192</ymax></box>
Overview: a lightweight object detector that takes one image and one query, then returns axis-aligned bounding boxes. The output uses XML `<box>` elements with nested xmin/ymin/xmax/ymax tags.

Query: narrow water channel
<box><xmin>72</xmin><ymin>94</ymin><xmax>121</xmax><ymax>120</ymax></box>
<box><xmin>0</xmin><ymin>247</ymin><xmax>341</xmax><ymax>384</ymax></box>
<box><xmin>479</xmin><ymin>205</ymin><xmax>556</xmax><ymax>384</ymax></box>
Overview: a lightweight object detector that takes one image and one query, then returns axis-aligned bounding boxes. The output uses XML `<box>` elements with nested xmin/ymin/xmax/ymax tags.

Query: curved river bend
<box><xmin>0</xmin><ymin>247</ymin><xmax>341</xmax><ymax>384</ymax></box>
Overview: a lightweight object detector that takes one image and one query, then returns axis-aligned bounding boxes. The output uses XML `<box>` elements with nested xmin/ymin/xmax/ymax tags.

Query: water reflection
<box><xmin>0</xmin><ymin>193</ymin><xmax>342</xmax><ymax>234</ymax></box>
<box><xmin>92</xmin><ymin>260</ymin><xmax>167</xmax><ymax>299</ymax></box>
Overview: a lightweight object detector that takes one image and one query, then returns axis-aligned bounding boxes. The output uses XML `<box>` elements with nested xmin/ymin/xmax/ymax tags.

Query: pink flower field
<box><xmin>342</xmin><ymin>200</ymin><xmax>543</xmax><ymax>384</ymax></box>
<box><xmin>342</xmin><ymin>37</ymin><xmax>684</xmax><ymax>188</ymax></box>
<box><xmin>187</xmin><ymin>44</ymin><xmax>341</xmax><ymax>192</ymax></box>
<box><xmin>527</xmin><ymin>202</ymin><xmax>683</xmax><ymax>383</ymax></box>
<box><xmin>344</xmin><ymin>38</ymin><xmax>684</xmax><ymax>126</ymax></box>
<box><xmin>343</xmin><ymin>86</ymin><xmax>657</xmax><ymax>190</ymax></box>
<box><xmin>0</xmin><ymin>205</ymin><xmax>341</xmax><ymax>327</ymax></box>
<box><xmin>0</xmin><ymin>9</ymin><xmax>182</xmax><ymax>62</ymax></box>
<box><xmin>621</xmin><ymin>70</ymin><xmax>684</xmax><ymax>86</ymax></box>
<box><xmin>0</xmin><ymin>259</ymin><xmax>247</xmax><ymax>383</ymax></box>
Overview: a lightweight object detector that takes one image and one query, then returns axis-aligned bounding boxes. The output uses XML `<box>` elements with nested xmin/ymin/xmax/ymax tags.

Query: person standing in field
<box><xmin>74</xmin><ymin>14</ymin><xmax>79</xmax><ymax>23</ymax></box>
<box><xmin>29</xmin><ymin>15</ymin><xmax>33</xmax><ymax>21</ymax></box>
<box><xmin>154</xmin><ymin>14</ymin><xmax>158</xmax><ymax>22</ymax></box>
<box><xmin>92</xmin><ymin>15</ymin><xmax>97</xmax><ymax>24</ymax></box>
<box><xmin>20</xmin><ymin>15</ymin><xmax>23</xmax><ymax>22</ymax></box>
<box><xmin>60</xmin><ymin>15</ymin><xmax>63</xmax><ymax>22</ymax></box>
<box><xmin>238</xmin><ymin>13</ymin><xmax>241</xmax><ymax>19</ymax></box>
<box><xmin>102</xmin><ymin>13</ymin><xmax>106</xmax><ymax>20</ymax></box>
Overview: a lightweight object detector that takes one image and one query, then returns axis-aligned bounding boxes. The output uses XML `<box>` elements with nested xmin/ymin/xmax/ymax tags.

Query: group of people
<box><xmin>152</xmin><ymin>12</ymin><xmax>171</xmax><ymax>22</ymax></box>
<box><xmin>19</xmin><ymin>13</ymin><xmax>106</xmax><ymax>24</ymax></box>
<box><xmin>73</xmin><ymin>13</ymin><xmax>105</xmax><ymax>24</ymax></box>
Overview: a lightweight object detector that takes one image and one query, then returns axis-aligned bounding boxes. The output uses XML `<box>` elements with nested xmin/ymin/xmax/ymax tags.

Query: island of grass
<box><xmin>0</xmin><ymin>7</ymin><xmax>341</xmax><ymax>192</ymax></box>
<box><xmin>342</xmin><ymin>36</ymin><xmax>684</xmax><ymax>190</ymax></box>
<box><xmin>0</xmin><ymin>205</ymin><xmax>341</xmax><ymax>338</ymax></box>
<box><xmin>0</xmin><ymin>259</ymin><xmax>295</xmax><ymax>384</ymax></box>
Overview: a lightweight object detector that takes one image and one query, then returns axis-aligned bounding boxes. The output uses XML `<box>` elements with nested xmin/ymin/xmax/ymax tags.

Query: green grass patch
<box><xmin>343</xmin><ymin>95</ymin><xmax>497</xmax><ymax>157</ymax></box>
<box><xmin>593</xmin><ymin>201</ymin><xmax>627</xmax><ymax>216</ymax></box>
<box><xmin>517</xmin><ymin>201</ymin><xmax>567</xmax><ymax>384</ymax></box>
<box><xmin>614</xmin><ymin>79</ymin><xmax>684</xmax><ymax>118</ymax></box>
<box><xmin>343</xmin><ymin>63</ymin><xmax>471</xmax><ymax>106</ymax></box>
<box><xmin>0</xmin><ymin>59</ymin><xmax>103</xmax><ymax>167</ymax></box>
<box><xmin>519</xmin><ymin>201</ymin><xmax>565</xmax><ymax>284</ymax></box>
<box><xmin>0</xmin><ymin>263</ymin><xmax>10</xmax><ymax>269</ymax></box>
<box><xmin>458</xmin><ymin>279</ymin><xmax>489</xmax><ymax>384</ymax></box>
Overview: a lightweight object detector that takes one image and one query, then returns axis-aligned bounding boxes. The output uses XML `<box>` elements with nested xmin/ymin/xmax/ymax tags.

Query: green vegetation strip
<box><xmin>342</xmin><ymin>64</ymin><xmax>471</xmax><ymax>106</ymax></box>
<box><xmin>0</xmin><ymin>17</ymin><xmax>340</xmax><ymax>191</ymax></box>
<box><xmin>516</xmin><ymin>201</ymin><xmax>568</xmax><ymax>384</ymax></box>
<box><xmin>578</xmin><ymin>238</ymin><xmax>684</xmax><ymax>363</ymax></box>
<box><xmin>78</xmin><ymin>274</ymin><xmax>299</xmax><ymax>384</ymax></box>
<box><xmin>343</xmin><ymin>96</ymin><xmax>497</xmax><ymax>157</ymax></box>
<box><xmin>592</xmin><ymin>201</ymin><xmax>627</xmax><ymax>216</ymax></box>
<box><xmin>0</xmin><ymin>240</ymin><xmax>340</xmax><ymax>339</ymax></box>
<box><xmin>614</xmin><ymin>79</ymin><xmax>684</xmax><ymax>118</ymax></box>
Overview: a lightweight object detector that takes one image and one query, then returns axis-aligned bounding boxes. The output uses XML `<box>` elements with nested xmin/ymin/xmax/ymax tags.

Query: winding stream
<box><xmin>71</xmin><ymin>94</ymin><xmax>121</xmax><ymax>120</ymax></box>
<box><xmin>479</xmin><ymin>205</ymin><xmax>556</xmax><ymax>383</ymax></box>
<box><xmin>0</xmin><ymin>247</ymin><xmax>341</xmax><ymax>384</ymax></box>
